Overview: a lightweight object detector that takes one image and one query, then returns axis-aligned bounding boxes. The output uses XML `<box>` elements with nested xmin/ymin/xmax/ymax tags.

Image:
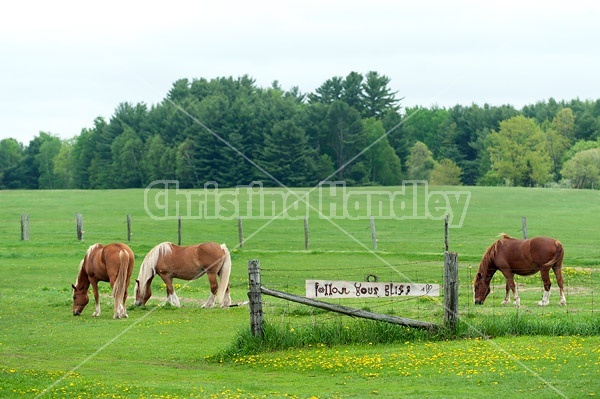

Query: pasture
<box><xmin>1</xmin><ymin>185</ymin><xmax>600</xmax><ymax>398</ymax></box>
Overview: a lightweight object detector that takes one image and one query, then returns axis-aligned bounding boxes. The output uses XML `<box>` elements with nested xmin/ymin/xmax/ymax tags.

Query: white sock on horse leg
<box><xmin>203</xmin><ymin>293</ymin><xmax>216</xmax><ymax>308</ymax></box>
<box><xmin>167</xmin><ymin>293</ymin><xmax>181</xmax><ymax>307</ymax></box>
<box><xmin>538</xmin><ymin>290</ymin><xmax>550</xmax><ymax>306</ymax></box>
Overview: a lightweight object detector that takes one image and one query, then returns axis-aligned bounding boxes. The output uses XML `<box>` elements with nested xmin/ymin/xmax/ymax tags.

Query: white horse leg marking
<box><xmin>223</xmin><ymin>292</ymin><xmax>232</xmax><ymax>308</ymax></box>
<box><xmin>92</xmin><ymin>302</ymin><xmax>101</xmax><ymax>317</ymax></box>
<box><xmin>115</xmin><ymin>303</ymin><xmax>127</xmax><ymax>319</ymax></box>
<box><xmin>538</xmin><ymin>289</ymin><xmax>551</xmax><ymax>306</ymax></box>
<box><xmin>501</xmin><ymin>281</ymin><xmax>510</xmax><ymax>305</ymax></box>
<box><xmin>559</xmin><ymin>290</ymin><xmax>566</xmax><ymax>306</ymax></box>
<box><xmin>166</xmin><ymin>292</ymin><xmax>181</xmax><ymax>307</ymax></box>
<box><xmin>512</xmin><ymin>284</ymin><xmax>520</xmax><ymax>307</ymax></box>
<box><xmin>203</xmin><ymin>293</ymin><xmax>216</xmax><ymax>308</ymax></box>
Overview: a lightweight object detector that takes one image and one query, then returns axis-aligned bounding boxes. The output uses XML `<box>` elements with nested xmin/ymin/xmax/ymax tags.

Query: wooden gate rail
<box><xmin>248</xmin><ymin>255</ymin><xmax>460</xmax><ymax>337</ymax></box>
<box><xmin>261</xmin><ymin>286</ymin><xmax>438</xmax><ymax>330</ymax></box>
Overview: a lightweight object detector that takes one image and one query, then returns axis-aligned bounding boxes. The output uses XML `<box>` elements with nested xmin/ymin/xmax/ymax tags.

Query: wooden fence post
<box><xmin>444</xmin><ymin>215</ymin><xmax>449</xmax><ymax>252</ymax></box>
<box><xmin>304</xmin><ymin>216</ymin><xmax>309</xmax><ymax>250</ymax></box>
<box><xmin>370</xmin><ymin>215</ymin><xmax>377</xmax><ymax>250</ymax></box>
<box><xmin>522</xmin><ymin>216</ymin><xmax>528</xmax><ymax>239</ymax></box>
<box><xmin>238</xmin><ymin>218</ymin><xmax>244</xmax><ymax>248</ymax></box>
<box><xmin>248</xmin><ymin>259</ymin><xmax>264</xmax><ymax>338</ymax></box>
<box><xmin>76</xmin><ymin>213</ymin><xmax>83</xmax><ymax>241</ymax></box>
<box><xmin>178</xmin><ymin>215</ymin><xmax>182</xmax><ymax>245</ymax></box>
<box><xmin>127</xmin><ymin>214</ymin><xmax>132</xmax><ymax>242</ymax></box>
<box><xmin>21</xmin><ymin>214</ymin><xmax>29</xmax><ymax>241</ymax></box>
<box><xmin>443</xmin><ymin>251</ymin><xmax>459</xmax><ymax>331</ymax></box>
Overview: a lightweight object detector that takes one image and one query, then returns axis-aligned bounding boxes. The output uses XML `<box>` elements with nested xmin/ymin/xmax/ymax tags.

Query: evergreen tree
<box><xmin>111</xmin><ymin>126</ymin><xmax>144</xmax><ymax>188</ymax></box>
<box><xmin>361</xmin><ymin>71</ymin><xmax>400</xmax><ymax>119</ymax></box>
<box><xmin>0</xmin><ymin>138</ymin><xmax>24</xmax><ymax>189</ymax></box>
<box><xmin>362</xmin><ymin>118</ymin><xmax>402</xmax><ymax>185</ymax></box>
<box><xmin>259</xmin><ymin>120</ymin><xmax>316</xmax><ymax>187</ymax></box>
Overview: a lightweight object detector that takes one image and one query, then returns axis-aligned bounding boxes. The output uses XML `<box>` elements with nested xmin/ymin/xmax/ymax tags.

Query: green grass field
<box><xmin>1</xmin><ymin>185</ymin><xmax>600</xmax><ymax>398</ymax></box>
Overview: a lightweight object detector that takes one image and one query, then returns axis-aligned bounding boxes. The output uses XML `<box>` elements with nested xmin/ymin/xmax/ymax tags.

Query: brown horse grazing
<box><xmin>72</xmin><ymin>243</ymin><xmax>135</xmax><ymax>319</ymax></box>
<box><xmin>134</xmin><ymin>242</ymin><xmax>231</xmax><ymax>308</ymax></box>
<box><xmin>473</xmin><ymin>234</ymin><xmax>566</xmax><ymax>307</ymax></box>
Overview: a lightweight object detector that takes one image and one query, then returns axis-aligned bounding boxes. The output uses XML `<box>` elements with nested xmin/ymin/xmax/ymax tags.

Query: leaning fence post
<box><xmin>178</xmin><ymin>215</ymin><xmax>182</xmax><ymax>245</ymax></box>
<box><xmin>76</xmin><ymin>213</ymin><xmax>83</xmax><ymax>241</ymax></box>
<box><xmin>370</xmin><ymin>215</ymin><xmax>377</xmax><ymax>250</ymax></box>
<box><xmin>304</xmin><ymin>216</ymin><xmax>309</xmax><ymax>250</ymax></box>
<box><xmin>248</xmin><ymin>259</ymin><xmax>264</xmax><ymax>338</ymax></box>
<box><xmin>521</xmin><ymin>216</ymin><xmax>528</xmax><ymax>239</ymax></box>
<box><xmin>238</xmin><ymin>218</ymin><xmax>244</xmax><ymax>248</ymax></box>
<box><xmin>21</xmin><ymin>214</ymin><xmax>29</xmax><ymax>241</ymax></box>
<box><xmin>444</xmin><ymin>215</ymin><xmax>449</xmax><ymax>252</ymax></box>
<box><xmin>127</xmin><ymin>214</ymin><xmax>132</xmax><ymax>242</ymax></box>
<box><xmin>443</xmin><ymin>251</ymin><xmax>459</xmax><ymax>332</ymax></box>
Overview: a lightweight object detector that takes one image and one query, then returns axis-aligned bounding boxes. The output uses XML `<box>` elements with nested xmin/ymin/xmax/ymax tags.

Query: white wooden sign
<box><xmin>305</xmin><ymin>280</ymin><xmax>440</xmax><ymax>299</ymax></box>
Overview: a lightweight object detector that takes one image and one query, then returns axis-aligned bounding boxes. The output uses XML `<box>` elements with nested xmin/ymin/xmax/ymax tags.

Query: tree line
<box><xmin>1</xmin><ymin>72</ymin><xmax>600</xmax><ymax>190</ymax></box>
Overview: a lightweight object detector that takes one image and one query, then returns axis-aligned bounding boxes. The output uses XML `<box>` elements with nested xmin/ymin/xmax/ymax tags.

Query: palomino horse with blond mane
<box><xmin>473</xmin><ymin>234</ymin><xmax>566</xmax><ymax>307</ymax></box>
<box><xmin>134</xmin><ymin>242</ymin><xmax>231</xmax><ymax>308</ymax></box>
<box><xmin>72</xmin><ymin>243</ymin><xmax>135</xmax><ymax>319</ymax></box>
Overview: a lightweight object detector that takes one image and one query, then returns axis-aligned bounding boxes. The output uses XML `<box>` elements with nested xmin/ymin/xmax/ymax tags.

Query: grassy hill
<box><xmin>1</xmin><ymin>185</ymin><xmax>599</xmax><ymax>398</ymax></box>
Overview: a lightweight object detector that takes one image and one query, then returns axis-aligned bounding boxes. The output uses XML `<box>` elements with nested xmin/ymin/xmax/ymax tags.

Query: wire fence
<box><xmin>255</xmin><ymin>259</ymin><xmax>600</xmax><ymax>332</ymax></box>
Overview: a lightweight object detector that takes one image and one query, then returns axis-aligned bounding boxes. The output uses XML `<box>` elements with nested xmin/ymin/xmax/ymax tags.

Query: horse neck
<box><xmin>478</xmin><ymin>260</ymin><xmax>497</xmax><ymax>280</ymax></box>
<box><xmin>478</xmin><ymin>242</ymin><xmax>500</xmax><ymax>279</ymax></box>
<box><xmin>75</xmin><ymin>262</ymin><xmax>91</xmax><ymax>289</ymax></box>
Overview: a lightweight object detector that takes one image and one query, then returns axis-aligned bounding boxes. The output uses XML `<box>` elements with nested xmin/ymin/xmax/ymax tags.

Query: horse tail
<box><xmin>112</xmin><ymin>248</ymin><xmax>131</xmax><ymax>308</ymax></box>
<box><xmin>215</xmin><ymin>244</ymin><xmax>232</xmax><ymax>307</ymax></box>
<box><xmin>544</xmin><ymin>240</ymin><xmax>564</xmax><ymax>268</ymax></box>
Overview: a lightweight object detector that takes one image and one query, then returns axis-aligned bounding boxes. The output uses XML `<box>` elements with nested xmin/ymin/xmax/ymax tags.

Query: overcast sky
<box><xmin>1</xmin><ymin>0</ymin><xmax>598</xmax><ymax>145</ymax></box>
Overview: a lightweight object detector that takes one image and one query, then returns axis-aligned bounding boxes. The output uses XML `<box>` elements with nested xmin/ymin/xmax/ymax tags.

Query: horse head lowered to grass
<box><xmin>473</xmin><ymin>234</ymin><xmax>566</xmax><ymax>307</ymax></box>
<box><xmin>134</xmin><ymin>241</ymin><xmax>231</xmax><ymax>308</ymax></box>
<box><xmin>72</xmin><ymin>243</ymin><xmax>135</xmax><ymax>319</ymax></box>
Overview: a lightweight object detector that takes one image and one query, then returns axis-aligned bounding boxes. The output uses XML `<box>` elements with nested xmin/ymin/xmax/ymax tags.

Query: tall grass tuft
<box><xmin>213</xmin><ymin>311</ymin><xmax>600</xmax><ymax>362</ymax></box>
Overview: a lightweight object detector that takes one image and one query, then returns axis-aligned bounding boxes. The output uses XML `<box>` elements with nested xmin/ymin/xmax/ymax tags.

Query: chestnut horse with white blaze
<box><xmin>134</xmin><ymin>242</ymin><xmax>231</xmax><ymax>308</ymax></box>
<box><xmin>473</xmin><ymin>234</ymin><xmax>566</xmax><ymax>307</ymax></box>
<box><xmin>72</xmin><ymin>243</ymin><xmax>135</xmax><ymax>319</ymax></box>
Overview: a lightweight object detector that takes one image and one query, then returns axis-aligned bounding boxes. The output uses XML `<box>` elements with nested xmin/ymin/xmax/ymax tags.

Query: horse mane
<box><xmin>498</xmin><ymin>232</ymin><xmax>514</xmax><ymax>240</ymax></box>
<box><xmin>74</xmin><ymin>243</ymin><xmax>102</xmax><ymax>286</ymax></box>
<box><xmin>477</xmin><ymin>235</ymin><xmax>508</xmax><ymax>276</ymax></box>
<box><xmin>137</xmin><ymin>242</ymin><xmax>172</xmax><ymax>286</ymax></box>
